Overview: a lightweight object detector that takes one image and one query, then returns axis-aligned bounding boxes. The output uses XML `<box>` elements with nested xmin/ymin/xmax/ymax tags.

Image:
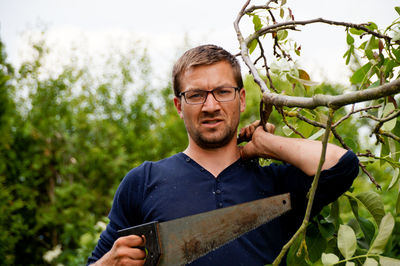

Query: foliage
<box><xmin>239</xmin><ymin>0</ymin><xmax>400</xmax><ymax>265</ymax></box>
<box><xmin>0</xmin><ymin>35</ymin><xmax>188</xmax><ymax>265</ymax></box>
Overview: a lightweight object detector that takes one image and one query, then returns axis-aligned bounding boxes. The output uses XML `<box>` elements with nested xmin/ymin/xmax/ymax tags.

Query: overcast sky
<box><xmin>0</xmin><ymin>0</ymin><xmax>398</xmax><ymax>84</ymax></box>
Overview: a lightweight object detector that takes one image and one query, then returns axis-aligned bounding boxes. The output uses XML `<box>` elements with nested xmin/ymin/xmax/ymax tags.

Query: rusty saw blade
<box><xmin>118</xmin><ymin>193</ymin><xmax>291</xmax><ymax>266</ymax></box>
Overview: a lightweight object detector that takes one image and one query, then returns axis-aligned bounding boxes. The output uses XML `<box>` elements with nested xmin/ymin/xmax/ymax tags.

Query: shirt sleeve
<box><xmin>87</xmin><ymin>165</ymin><xmax>146</xmax><ymax>265</ymax></box>
<box><xmin>312</xmin><ymin>150</ymin><xmax>359</xmax><ymax>211</ymax></box>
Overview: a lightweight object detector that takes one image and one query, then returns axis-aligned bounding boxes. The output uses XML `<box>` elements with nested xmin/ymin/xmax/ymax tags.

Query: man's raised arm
<box><xmin>239</xmin><ymin>121</ymin><xmax>347</xmax><ymax>176</ymax></box>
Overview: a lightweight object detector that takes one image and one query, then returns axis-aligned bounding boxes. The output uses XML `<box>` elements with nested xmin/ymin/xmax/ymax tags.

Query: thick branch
<box><xmin>234</xmin><ymin>0</ymin><xmax>270</xmax><ymax>93</ymax></box>
<box><xmin>262</xmin><ymin>79</ymin><xmax>400</xmax><ymax>109</ymax></box>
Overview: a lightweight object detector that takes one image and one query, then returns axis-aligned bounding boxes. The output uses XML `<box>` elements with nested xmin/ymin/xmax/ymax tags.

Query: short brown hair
<box><xmin>172</xmin><ymin>44</ymin><xmax>243</xmax><ymax>97</ymax></box>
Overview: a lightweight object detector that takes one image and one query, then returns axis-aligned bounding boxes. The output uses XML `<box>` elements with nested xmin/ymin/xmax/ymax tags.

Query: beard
<box><xmin>184</xmin><ymin>111</ymin><xmax>240</xmax><ymax>149</ymax></box>
<box><xmin>189</xmin><ymin>124</ymin><xmax>237</xmax><ymax>149</ymax></box>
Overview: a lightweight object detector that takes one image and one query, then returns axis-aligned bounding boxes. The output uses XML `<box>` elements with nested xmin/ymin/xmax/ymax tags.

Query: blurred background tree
<box><xmin>0</xmin><ymin>34</ymin><xmax>190</xmax><ymax>265</ymax></box>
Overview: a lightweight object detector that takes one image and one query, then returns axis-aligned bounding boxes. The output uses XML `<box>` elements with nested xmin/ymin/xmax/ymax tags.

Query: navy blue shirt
<box><xmin>88</xmin><ymin>150</ymin><xmax>359</xmax><ymax>265</ymax></box>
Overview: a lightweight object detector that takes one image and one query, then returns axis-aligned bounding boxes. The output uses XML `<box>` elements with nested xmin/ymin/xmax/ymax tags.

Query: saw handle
<box><xmin>118</xmin><ymin>221</ymin><xmax>161</xmax><ymax>266</ymax></box>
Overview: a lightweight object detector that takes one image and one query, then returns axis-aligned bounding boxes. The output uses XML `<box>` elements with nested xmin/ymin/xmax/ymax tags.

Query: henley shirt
<box><xmin>88</xmin><ymin>150</ymin><xmax>359</xmax><ymax>265</ymax></box>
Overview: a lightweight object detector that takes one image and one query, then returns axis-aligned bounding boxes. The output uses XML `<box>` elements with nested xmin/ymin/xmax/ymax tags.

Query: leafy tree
<box><xmin>235</xmin><ymin>1</ymin><xmax>400</xmax><ymax>265</ymax></box>
<box><xmin>0</xmin><ymin>33</ymin><xmax>189</xmax><ymax>264</ymax></box>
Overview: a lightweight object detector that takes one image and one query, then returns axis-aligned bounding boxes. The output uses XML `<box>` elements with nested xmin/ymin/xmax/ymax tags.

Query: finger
<box><xmin>266</xmin><ymin>123</ymin><xmax>275</xmax><ymax>134</ymax></box>
<box><xmin>245</xmin><ymin>120</ymin><xmax>260</xmax><ymax>136</ymax></box>
<box><xmin>140</xmin><ymin>235</ymin><xmax>146</xmax><ymax>247</ymax></box>
<box><xmin>239</xmin><ymin>142</ymin><xmax>256</xmax><ymax>161</ymax></box>
<box><xmin>238</xmin><ymin>126</ymin><xmax>252</xmax><ymax>143</ymax></box>
<box><xmin>116</xmin><ymin>235</ymin><xmax>145</xmax><ymax>249</ymax></box>
<box><xmin>115</xmin><ymin>245</ymin><xmax>146</xmax><ymax>261</ymax></box>
<box><xmin>129</xmin><ymin>247</ymin><xmax>146</xmax><ymax>260</ymax></box>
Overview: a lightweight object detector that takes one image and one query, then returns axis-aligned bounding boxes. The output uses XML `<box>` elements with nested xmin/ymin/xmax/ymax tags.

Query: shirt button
<box><xmin>218</xmin><ymin>202</ymin><xmax>223</xmax><ymax>208</ymax></box>
<box><xmin>216</xmin><ymin>189</ymin><xmax>221</xmax><ymax>194</ymax></box>
<box><xmin>186</xmin><ymin>158</ymin><xmax>190</xmax><ymax>162</ymax></box>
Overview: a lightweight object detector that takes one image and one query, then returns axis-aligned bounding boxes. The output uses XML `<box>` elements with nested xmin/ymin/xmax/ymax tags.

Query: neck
<box><xmin>183</xmin><ymin>137</ymin><xmax>240</xmax><ymax>177</ymax></box>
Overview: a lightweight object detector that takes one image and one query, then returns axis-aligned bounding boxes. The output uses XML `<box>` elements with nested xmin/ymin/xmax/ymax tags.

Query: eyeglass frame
<box><xmin>178</xmin><ymin>86</ymin><xmax>241</xmax><ymax>105</ymax></box>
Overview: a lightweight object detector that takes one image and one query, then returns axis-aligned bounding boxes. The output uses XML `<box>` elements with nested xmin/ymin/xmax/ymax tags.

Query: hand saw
<box><xmin>118</xmin><ymin>193</ymin><xmax>291</xmax><ymax>266</ymax></box>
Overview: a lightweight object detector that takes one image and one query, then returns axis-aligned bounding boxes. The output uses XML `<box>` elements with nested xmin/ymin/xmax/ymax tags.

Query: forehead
<box><xmin>180</xmin><ymin>61</ymin><xmax>236</xmax><ymax>90</ymax></box>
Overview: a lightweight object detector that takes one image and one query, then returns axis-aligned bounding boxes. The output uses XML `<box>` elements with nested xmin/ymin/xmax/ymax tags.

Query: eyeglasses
<box><xmin>179</xmin><ymin>86</ymin><xmax>240</xmax><ymax>105</ymax></box>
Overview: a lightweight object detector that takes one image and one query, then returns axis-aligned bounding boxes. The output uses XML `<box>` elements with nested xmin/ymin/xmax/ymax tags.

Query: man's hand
<box><xmin>238</xmin><ymin>120</ymin><xmax>347</xmax><ymax>176</ymax></box>
<box><xmin>93</xmin><ymin>235</ymin><xmax>146</xmax><ymax>266</ymax></box>
<box><xmin>238</xmin><ymin>120</ymin><xmax>276</xmax><ymax>160</ymax></box>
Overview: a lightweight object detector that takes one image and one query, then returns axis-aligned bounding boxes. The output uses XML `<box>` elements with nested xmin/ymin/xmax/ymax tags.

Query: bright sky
<box><xmin>0</xmin><ymin>0</ymin><xmax>398</xmax><ymax>85</ymax></box>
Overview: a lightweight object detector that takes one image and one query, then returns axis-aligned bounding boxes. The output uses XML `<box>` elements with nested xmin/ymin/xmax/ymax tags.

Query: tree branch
<box><xmin>246</xmin><ymin>18</ymin><xmax>391</xmax><ymax>45</ymax></box>
<box><xmin>262</xmin><ymin>79</ymin><xmax>400</xmax><ymax>109</ymax></box>
<box><xmin>333</xmin><ymin>104</ymin><xmax>381</xmax><ymax>128</ymax></box>
<box><xmin>272</xmin><ymin>109</ymin><xmax>335</xmax><ymax>265</ymax></box>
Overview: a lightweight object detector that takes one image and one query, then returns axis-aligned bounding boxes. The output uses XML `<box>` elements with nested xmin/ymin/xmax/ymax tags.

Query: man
<box><xmin>88</xmin><ymin>44</ymin><xmax>359</xmax><ymax>265</ymax></box>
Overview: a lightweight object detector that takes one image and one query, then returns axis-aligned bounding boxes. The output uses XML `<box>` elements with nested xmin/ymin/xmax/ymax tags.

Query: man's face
<box><xmin>174</xmin><ymin>61</ymin><xmax>246</xmax><ymax>149</ymax></box>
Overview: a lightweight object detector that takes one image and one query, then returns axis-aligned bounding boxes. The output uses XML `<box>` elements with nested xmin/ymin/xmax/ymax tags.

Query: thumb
<box><xmin>240</xmin><ymin>142</ymin><xmax>257</xmax><ymax>161</ymax></box>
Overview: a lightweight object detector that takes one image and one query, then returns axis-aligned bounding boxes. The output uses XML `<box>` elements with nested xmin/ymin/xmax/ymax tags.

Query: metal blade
<box><xmin>157</xmin><ymin>193</ymin><xmax>291</xmax><ymax>265</ymax></box>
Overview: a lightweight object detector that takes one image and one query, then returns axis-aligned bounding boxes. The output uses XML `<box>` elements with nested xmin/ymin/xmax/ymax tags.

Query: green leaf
<box><xmin>359</xmin><ymin>217</ymin><xmax>376</xmax><ymax>246</ymax></box>
<box><xmin>350</xmin><ymin>28</ymin><xmax>365</xmax><ymax>35</ymax></box>
<box><xmin>345</xmin><ymin>262</ymin><xmax>355</xmax><ymax>266</ymax></box>
<box><xmin>286</xmin><ymin>73</ymin><xmax>297</xmax><ymax>84</ymax></box>
<box><xmin>286</xmin><ymin>234</ymin><xmax>310</xmax><ymax>266</ymax></box>
<box><xmin>356</xmin><ymin>191</ymin><xmax>385</xmax><ymax>226</ymax></box>
<box><xmin>368</xmin><ymin>213</ymin><xmax>395</xmax><ymax>255</ymax></box>
<box><xmin>318</xmin><ymin>220</ymin><xmax>336</xmax><ymax>238</ymax></box>
<box><xmin>338</xmin><ymin>224</ymin><xmax>357</xmax><ymax>259</ymax></box>
<box><xmin>366</xmin><ymin>22</ymin><xmax>378</xmax><ymax>31</ymax></box>
<box><xmin>344</xmin><ymin>137</ymin><xmax>358</xmax><ymax>151</ymax></box>
<box><xmin>395</xmin><ymin>6</ymin><xmax>400</xmax><ymax>16</ymax></box>
<box><xmin>364</xmin><ymin>36</ymin><xmax>379</xmax><ymax>60</ymax></box>
<box><xmin>383</xmin><ymin>59</ymin><xmax>399</xmax><ymax>77</ymax></box>
<box><xmin>382</xmin><ymin>103</ymin><xmax>396</xmax><ymax>131</ymax></box>
<box><xmin>347</xmin><ymin>218</ymin><xmax>360</xmax><ymax>235</ymax></box>
<box><xmin>388</xmin><ymin>168</ymin><xmax>399</xmax><ymax>190</ymax></box>
<box><xmin>309</xmin><ymin>128</ymin><xmax>325</xmax><ymax>140</ymax></box>
<box><xmin>277</xmin><ymin>30</ymin><xmax>288</xmax><ymax>41</ymax></box>
<box><xmin>350</xmin><ymin>62</ymin><xmax>372</xmax><ymax>84</ymax></box>
<box><xmin>380</xmin><ymin>255</ymin><xmax>400</xmax><ymax>265</ymax></box>
<box><xmin>393</xmin><ymin>47</ymin><xmax>400</xmax><ymax>61</ymax></box>
<box><xmin>282</xmin><ymin>125</ymin><xmax>294</xmax><ymax>136</ymax></box>
<box><xmin>248</xmin><ymin>39</ymin><xmax>258</xmax><ymax>54</ymax></box>
<box><xmin>280</xmin><ymin>8</ymin><xmax>284</xmax><ymax>18</ymax></box>
<box><xmin>366</xmin><ymin>36</ymin><xmax>380</xmax><ymax>50</ymax></box>
<box><xmin>397</xmin><ymin>191</ymin><xmax>400</xmax><ymax>215</ymax></box>
<box><xmin>321</xmin><ymin>253</ymin><xmax>339</xmax><ymax>266</ymax></box>
<box><xmin>381</xmin><ymin>141</ymin><xmax>390</xmax><ymax>166</ymax></box>
<box><xmin>393</xmin><ymin>32</ymin><xmax>400</xmax><ymax>42</ymax></box>
<box><xmin>306</xmin><ymin>222</ymin><xmax>327</xmax><ymax>262</ymax></box>
<box><xmin>363</xmin><ymin>258</ymin><xmax>378</xmax><ymax>266</ymax></box>
<box><xmin>347</xmin><ymin>33</ymin><xmax>355</xmax><ymax>45</ymax></box>
<box><xmin>345</xmin><ymin>45</ymin><xmax>354</xmax><ymax>65</ymax></box>
<box><xmin>326</xmin><ymin>200</ymin><xmax>340</xmax><ymax>227</ymax></box>
<box><xmin>252</xmin><ymin>14</ymin><xmax>262</xmax><ymax>32</ymax></box>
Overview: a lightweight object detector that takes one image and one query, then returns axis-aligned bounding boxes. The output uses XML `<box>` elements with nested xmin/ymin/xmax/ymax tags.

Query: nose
<box><xmin>202</xmin><ymin>91</ymin><xmax>220</xmax><ymax>111</ymax></box>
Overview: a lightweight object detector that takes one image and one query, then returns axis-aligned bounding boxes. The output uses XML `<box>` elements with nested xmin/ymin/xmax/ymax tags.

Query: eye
<box><xmin>186</xmin><ymin>91</ymin><xmax>204</xmax><ymax>99</ymax></box>
<box><xmin>216</xmin><ymin>88</ymin><xmax>233</xmax><ymax>95</ymax></box>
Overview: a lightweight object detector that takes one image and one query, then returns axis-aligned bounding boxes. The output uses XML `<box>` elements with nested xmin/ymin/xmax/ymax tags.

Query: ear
<box><xmin>239</xmin><ymin>88</ymin><xmax>246</xmax><ymax>113</ymax></box>
<box><xmin>174</xmin><ymin>96</ymin><xmax>184</xmax><ymax>119</ymax></box>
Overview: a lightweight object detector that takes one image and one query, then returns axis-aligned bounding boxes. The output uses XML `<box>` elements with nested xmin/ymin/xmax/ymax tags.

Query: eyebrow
<box><xmin>188</xmin><ymin>84</ymin><xmax>237</xmax><ymax>91</ymax></box>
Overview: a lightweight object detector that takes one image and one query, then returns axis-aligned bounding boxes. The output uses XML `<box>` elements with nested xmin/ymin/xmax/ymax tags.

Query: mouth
<box><xmin>201</xmin><ymin>119</ymin><xmax>224</xmax><ymax>126</ymax></box>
